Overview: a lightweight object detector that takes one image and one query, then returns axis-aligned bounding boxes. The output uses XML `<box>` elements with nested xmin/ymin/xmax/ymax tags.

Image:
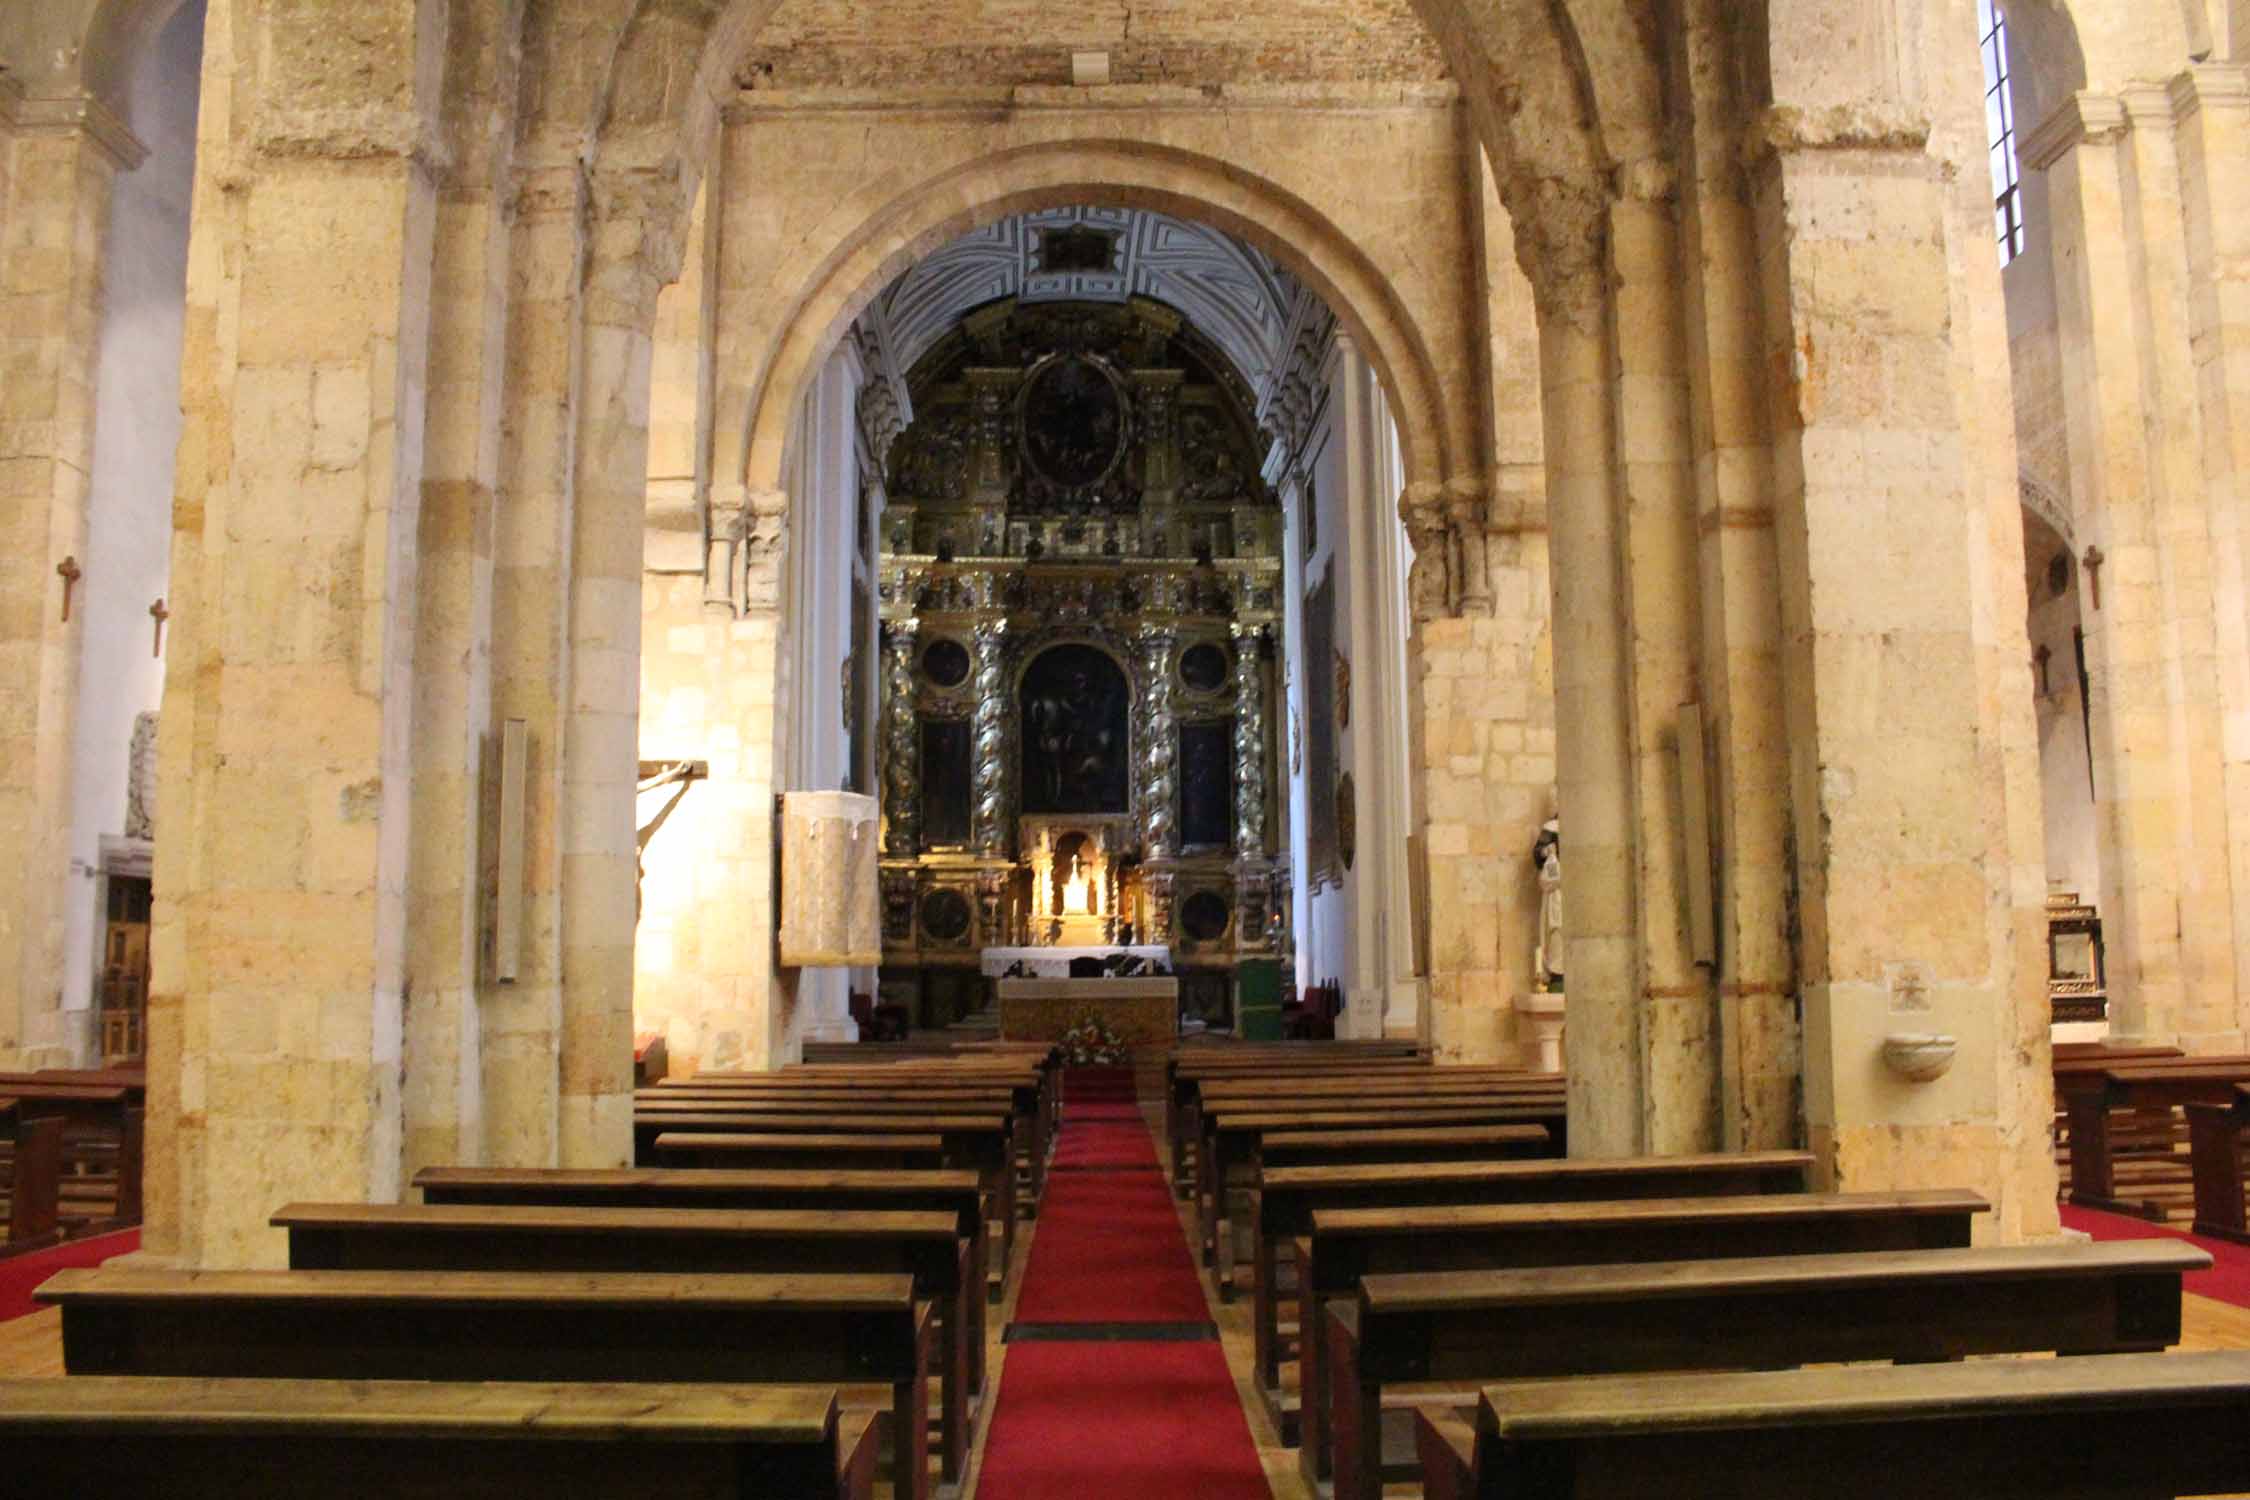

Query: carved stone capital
<box><xmin>586</xmin><ymin>166</ymin><xmax>692</xmax><ymax>323</ymax></box>
<box><xmin>1399</xmin><ymin>481</ymin><xmax>1453</xmax><ymax>623</ymax></box>
<box><xmin>741</xmin><ymin>488</ymin><xmax>790</xmax><ymax>615</ymax></box>
<box><xmin>1499</xmin><ymin>170</ymin><xmax>1611</xmax><ymax>335</ymax></box>
<box><xmin>1445</xmin><ymin>477</ymin><xmax>1496</xmax><ymax>618</ymax></box>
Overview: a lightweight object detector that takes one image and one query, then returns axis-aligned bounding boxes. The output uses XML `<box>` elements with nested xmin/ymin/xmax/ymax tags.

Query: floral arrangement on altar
<box><xmin>1059</xmin><ymin>1012</ymin><xmax>1127</xmax><ymax>1067</ymax></box>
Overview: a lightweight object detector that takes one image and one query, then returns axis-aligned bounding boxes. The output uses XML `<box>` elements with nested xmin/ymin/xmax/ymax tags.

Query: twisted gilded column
<box><xmin>1138</xmin><ymin>624</ymin><xmax>1179</xmax><ymax>861</ymax></box>
<box><xmin>1232</xmin><ymin>624</ymin><xmax>1267</xmax><ymax>858</ymax></box>
<box><xmin>881</xmin><ymin>620</ymin><xmax>921</xmax><ymax>856</ymax></box>
<box><xmin>972</xmin><ymin>619</ymin><xmax>1009</xmax><ymax>857</ymax></box>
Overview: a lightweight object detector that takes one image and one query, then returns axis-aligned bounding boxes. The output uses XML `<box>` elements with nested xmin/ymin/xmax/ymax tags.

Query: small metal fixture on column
<box><xmin>2081</xmin><ymin>545</ymin><xmax>2104</xmax><ymax>610</ymax></box>
<box><xmin>56</xmin><ymin>557</ymin><xmax>80</xmax><ymax>622</ymax></box>
<box><xmin>148</xmin><ymin>598</ymin><xmax>169</xmax><ymax>657</ymax></box>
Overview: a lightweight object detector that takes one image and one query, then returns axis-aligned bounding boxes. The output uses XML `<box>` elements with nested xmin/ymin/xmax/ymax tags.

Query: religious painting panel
<box><xmin>1020</xmin><ymin>644</ymin><xmax>1131</xmax><ymax>814</ymax></box>
<box><xmin>920</xmin><ymin>717</ymin><xmax>973</xmax><ymax>846</ymax></box>
<box><xmin>1179</xmin><ymin>720</ymin><xmax>1235</xmax><ymax>848</ymax></box>
<box><xmin>1304</xmin><ymin>569</ymin><xmax>1340</xmax><ymax>889</ymax></box>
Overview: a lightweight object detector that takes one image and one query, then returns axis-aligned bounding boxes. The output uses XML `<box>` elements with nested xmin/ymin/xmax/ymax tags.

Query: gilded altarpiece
<box><xmin>873</xmin><ymin>299</ymin><xmax>1286</xmax><ymax>1026</ymax></box>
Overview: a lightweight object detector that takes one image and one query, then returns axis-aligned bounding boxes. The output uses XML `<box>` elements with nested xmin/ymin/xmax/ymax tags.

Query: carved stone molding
<box><xmin>8</xmin><ymin>91</ymin><xmax>147</xmax><ymax>170</ymax></box>
<box><xmin>2022</xmin><ymin>92</ymin><xmax>2131</xmax><ymax>173</ymax></box>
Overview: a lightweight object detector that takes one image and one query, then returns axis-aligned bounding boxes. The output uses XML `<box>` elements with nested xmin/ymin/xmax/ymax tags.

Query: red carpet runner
<box><xmin>0</xmin><ymin>1228</ymin><xmax>139</xmax><ymax>1322</ymax></box>
<box><xmin>976</xmin><ymin>1066</ymin><xmax>1271</xmax><ymax>1498</ymax></box>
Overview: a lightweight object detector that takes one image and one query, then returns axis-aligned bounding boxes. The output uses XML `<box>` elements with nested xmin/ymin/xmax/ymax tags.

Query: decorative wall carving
<box><xmin>1139</xmin><ymin>625</ymin><xmax>1181</xmax><ymax>862</ymax></box>
<box><xmin>1233</xmin><ymin>625</ymin><xmax>1268</xmax><ymax>860</ymax></box>
<box><xmin>881</xmin><ymin>621</ymin><xmax>921</xmax><ymax>855</ymax></box>
<box><xmin>972</xmin><ymin>620</ymin><xmax>1010</xmax><ymax>856</ymax></box>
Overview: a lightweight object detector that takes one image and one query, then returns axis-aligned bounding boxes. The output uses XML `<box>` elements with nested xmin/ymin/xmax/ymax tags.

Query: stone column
<box><xmin>971</xmin><ymin>618</ymin><xmax>1009</xmax><ymax>858</ymax></box>
<box><xmin>145</xmin><ymin>0</ymin><xmax>443</xmax><ymax>1266</ymax></box>
<box><xmin>882</xmin><ymin>619</ymin><xmax>921</xmax><ymax>856</ymax></box>
<box><xmin>2026</xmin><ymin>89</ymin><xmax>2240</xmax><ymax>1050</ymax></box>
<box><xmin>1231</xmin><ymin>623</ymin><xmax>1268</xmax><ymax>860</ymax></box>
<box><xmin>2173</xmin><ymin>66</ymin><xmax>2250</xmax><ymax>1048</ymax></box>
<box><xmin>1754</xmin><ymin>3</ymin><xmax>2054</xmax><ymax>1239</ymax></box>
<box><xmin>0</xmin><ymin>92</ymin><xmax>139</xmax><ymax>1068</ymax></box>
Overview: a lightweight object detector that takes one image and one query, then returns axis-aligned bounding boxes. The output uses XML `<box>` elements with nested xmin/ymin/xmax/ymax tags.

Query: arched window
<box><xmin>1979</xmin><ymin>0</ymin><xmax>2026</xmax><ymax>265</ymax></box>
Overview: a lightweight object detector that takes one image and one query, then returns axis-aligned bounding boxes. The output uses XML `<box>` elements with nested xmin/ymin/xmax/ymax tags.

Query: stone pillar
<box><xmin>2027</xmin><ymin>89</ymin><xmax>2241</xmax><ymax>1050</ymax></box>
<box><xmin>971</xmin><ymin>618</ymin><xmax>1008</xmax><ymax>858</ymax></box>
<box><xmin>882</xmin><ymin>619</ymin><xmax>921</xmax><ymax>856</ymax></box>
<box><xmin>145</xmin><ymin>0</ymin><xmax>443</xmax><ymax>1266</ymax></box>
<box><xmin>0</xmin><ymin>91</ymin><xmax>140</xmax><ymax>1068</ymax></box>
<box><xmin>2173</xmin><ymin>66</ymin><xmax>2250</xmax><ymax>1049</ymax></box>
<box><xmin>1754</xmin><ymin>7</ymin><xmax>2054</xmax><ymax>1239</ymax></box>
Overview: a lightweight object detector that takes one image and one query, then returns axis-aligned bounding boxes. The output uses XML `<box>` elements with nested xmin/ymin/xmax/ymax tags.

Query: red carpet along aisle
<box><xmin>975</xmin><ymin>1066</ymin><xmax>1270</xmax><ymax>1498</ymax></box>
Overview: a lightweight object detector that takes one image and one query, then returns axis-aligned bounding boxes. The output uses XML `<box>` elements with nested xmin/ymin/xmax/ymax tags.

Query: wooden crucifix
<box><xmin>149</xmin><ymin>598</ymin><xmax>170</xmax><ymax>658</ymax></box>
<box><xmin>56</xmin><ymin>557</ymin><xmax>80</xmax><ymax>622</ymax></box>
<box><xmin>2081</xmin><ymin>545</ymin><xmax>2105</xmax><ymax>610</ymax></box>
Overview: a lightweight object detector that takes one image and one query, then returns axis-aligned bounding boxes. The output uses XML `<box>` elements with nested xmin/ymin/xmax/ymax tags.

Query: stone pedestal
<box><xmin>1515</xmin><ymin>990</ymin><xmax>1567</xmax><ymax>1075</ymax></box>
<box><xmin>778</xmin><ymin>792</ymin><xmax>881</xmax><ymax>967</ymax></box>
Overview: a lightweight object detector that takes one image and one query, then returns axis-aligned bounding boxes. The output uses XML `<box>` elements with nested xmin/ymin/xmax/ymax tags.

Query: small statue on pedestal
<box><xmin>1532</xmin><ymin>816</ymin><xmax>1562</xmax><ymax>993</ymax></box>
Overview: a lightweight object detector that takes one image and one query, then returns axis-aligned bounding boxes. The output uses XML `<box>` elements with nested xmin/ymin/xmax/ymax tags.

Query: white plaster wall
<box><xmin>60</xmin><ymin>0</ymin><xmax>202</xmax><ymax>1049</ymax></box>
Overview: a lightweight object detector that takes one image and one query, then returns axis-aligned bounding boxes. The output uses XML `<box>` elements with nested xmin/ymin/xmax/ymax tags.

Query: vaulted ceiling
<box><xmin>860</xmin><ymin>207</ymin><xmax>1313</xmax><ymax>401</ymax></box>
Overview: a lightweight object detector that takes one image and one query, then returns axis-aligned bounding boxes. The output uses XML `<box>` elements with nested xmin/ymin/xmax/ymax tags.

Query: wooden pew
<box><xmin>1292</xmin><ymin>1187</ymin><xmax>1988</xmax><ymax>1484</ymax></box>
<box><xmin>1329</xmin><ymin>1238</ymin><xmax>2208</xmax><ymax>1500</ymax></box>
<box><xmin>1260</xmin><ymin>1124</ymin><xmax>1552</xmax><ymax>1170</ymax></box>
<box><xmin>640</xmin><ymin>1092</ymin><xmax>1043</xmax><ymax>1204</ymax></box>
<box><xmin>39</xmin><ymin>1266</ymin><xmax>927</xmax><ymax>1500</ymax></box>
<box><xmin>0</xmin><ymin>1375</ymin><xmax>868</xmax><ymax>1499</ymax></box>
<box><xmin>646</xmin><ymin>1131</ymin><xmax>946</xmax><ymax>1173</ymax></box>
<box><xmin>636</xmin><ymin>1108</ymin><xmax>1017</xmax><ymax>1261</ymax></box>
<box><xmin>2186</xmin><ymin>1083</ymin><xmax>2250</xmax><ymax>1244</ymax></box>
<box><xmin>271</xmin><ymin>1200</ymin><xmax>976</xmax><ymax>1486</ymax></box>
<box><xmin>2066</xmin><ymin>1060</ymin><xmax>2250</xmax><ymax>1216</ymax></box>
<box><xmin>1245</xmin><ymin>1150</ymin><xmax>1814</xmax><ymax>1436</ymax></box>
<box><xmin>1197</xmin><ymin>1097</ymin><xmax>1566</xmax><ymax>1276</ymax></box>
<box><xmin>1166</xmin><ymin>1053</ymin><xmax>1433</xmax><ymax>1186</ymax></box>
<box><xmin>0</xmin><ymin>1084</ymin><xmax>141</xmax><ymax>1234</ymax></box>
<box><xmin>677</xmin><ymin>1070</ymin><xmax>1050</xmax><ymax>1189</ymax></box>
<box><xmin>413</xmin><ymin>1164</ymin><xmax>995</xmax><ymax>1385</ymax></box>
<box><xmin>0</xmin><ymin>1105</ymin><xmax>62</xmax><ymax>1253</ymax></box>
<box><xmin>763</xmin><ymin>1060</ymin><xmax>1055</xmax><ymax>1182</ymax></box>
<box><xmin>1414</xmin><ymin>1351</ymin><xmax>2250</xmax><ymax>1500</ymax></box>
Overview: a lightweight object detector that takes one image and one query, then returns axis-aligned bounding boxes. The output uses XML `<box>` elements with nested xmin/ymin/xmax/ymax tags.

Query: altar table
<box><xmin>979</xmin><ymin>945</ymin><xmax>1172</xmax><ymax>978</ymax></box>
<box><xmin>995</xmin><ymin>979</ymin><xmax>1180</xmax><ymax>1050</ymax></box>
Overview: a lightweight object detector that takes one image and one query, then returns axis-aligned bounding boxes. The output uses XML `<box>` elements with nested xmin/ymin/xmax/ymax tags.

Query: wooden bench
<box><xmin>1245</xmin><ymin>1150</ymin><xmax>1814</xmax><ymax>1437</ymax></box>
<box><xmin>1414</xmin><ymin>1350</ymin><xmax>2250</xmax><ymax>1500</ymax></box>
<box><xmin>39</xmin><ymin>1266</ymin><xmax>927</xmax><ymax>1500</ymax></box>
<box><xmin>1259</xmin><ymin>1123</ymin><xmax>1553</xmax><ymax>1170</ymax></box>
<box><xmin>1167</xmin><ymin>1054</ymin><xmax>1434</xmax><ymax>1186</ymax></box>
<box><xmin>0</xmin><ymin>1086</ymin><xmax>142</xmax><ymax>1239</ymax></box>
<box><xmin>669</xmin><ymin>1074</ymin><xmax>1051</xmax><ymax>1196</ymax></box>
<box><xmin>637</xmin><ymin>1097</ymin><xmax>1035</xmax><ymax>1213</ymax></box>
<box><xmin>271</xmin><ymin>1200</ymin><xmax>975</xmax><ymax>1486</ymax></box>
<box><xmin>2186</xmin><ymin>1083</ymin><xmax>2250</xmax><ymax>1244</ymax></box>
<box><xmin>1197</xmin><ymin>1098</ymin><xmax>1567</xmax><ymax>1277</ymax></box>
<box><xmin>2065</xmin><ymin>1060</ymin><xmax>2250</xmax><ymax>1217</ymax></box>
<box><xmin>0</xmin><ymin>1103</ymin><xmax>62</xmax><ymax>1253</ymax></box>
<box><xmin>413</xmin><ymin>1164</ymin><xmax>995</xmax><ymax>1385</ymax></box>
<box><xmin>638</xmin><ymin>1109</ymin><xmax>1018</xmax><ymax>1262</ymax></box>
<box><xmin>1292</xmin><ymin>1187</ymin><xmax>1988</xmax><ymax>1484</ymax></box>
<box><xmin>0</xmin><ymin>1375</ymin><xmax>869</xmax><ymax>1499</ymax></box>
<box><xmin>1328</xmin><ymin>1238</ymin><xmax>2208</xmax><ymax>1500</ymax></box>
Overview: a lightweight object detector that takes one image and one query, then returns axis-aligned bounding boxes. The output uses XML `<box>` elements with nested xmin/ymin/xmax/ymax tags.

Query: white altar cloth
<box><xmin>979</xmin><ymin>944</ymin><xmax>1172</xmax><ymax>978</ymax></box>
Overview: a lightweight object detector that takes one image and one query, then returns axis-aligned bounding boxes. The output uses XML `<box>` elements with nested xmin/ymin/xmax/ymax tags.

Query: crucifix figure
<box><xmin>149</xmin><ymin>598</ymin><xmax>170</xmax><ymax>658</ymax></box>
<box><xmin>56</xmin><ymin>557</ymin><xmax>80</xmax><ymax>622</ymax></box>
<box><xmin>2034</xmin><ymin>643</ymin><xmax>2052</xmax><ymax>695</ymax></box>
<box><xmin>2081</xmin><ymin>545</ymin><xmax>2105</xmax><ymax>610</ymax></box>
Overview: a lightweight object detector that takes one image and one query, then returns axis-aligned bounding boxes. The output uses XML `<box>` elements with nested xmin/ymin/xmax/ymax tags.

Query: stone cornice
<box><xmin>2021</xmin><ymin>92</ymin><xmax>2128</xmax><ymax>173</ymax></box>
<box><xmin>723</xmin><ymin>80</ymin><xmax>1458</xmax><ymax>124</ymax></box>
<box><xmin>2170</xmin><ymin>64</ymin><xmax>2250</xmax><ymax>121</ymax></box>
<box><xmin>8</xmin><ymin>91</ymin><xmax>147</xmax><ymax>170</ymax></box>
<box><xmin>1743</xmin><ymin>105</ymin><xmax>1931</xmax><ymax>161</ymax></box>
